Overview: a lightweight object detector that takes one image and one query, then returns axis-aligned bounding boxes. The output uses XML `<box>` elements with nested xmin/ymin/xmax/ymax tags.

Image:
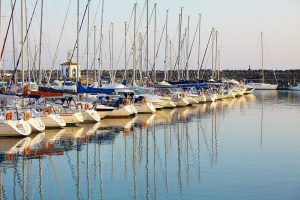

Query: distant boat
<box><xmin>289</xmin><ymin>83</ymin><xmax>300</xmax><ymax>91</ymax></box>
<box><xmin>252</xmin><ymin>32</ymin><xmax>278</xmax><ymax>90</ymax></box>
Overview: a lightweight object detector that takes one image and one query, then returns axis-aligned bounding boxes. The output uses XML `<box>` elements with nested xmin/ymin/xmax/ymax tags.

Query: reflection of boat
<box><xmin>135</xmin><ymin>114</ymin><xmax>155</xmax><ymax>128</ymax></box>
<box><xmin>29</xmin><ymin>132</ymin><xmax>46</xmax><ymax>150</ymax></box>
<box><xmin>43</xmin><ymin>129</ymin><xmax>66</xmax><ymax>143</ymax></box>
<box><xmin>61</xmin><ymin>127</ymin><xmax>85</xmax><ymax>139</ymax></box>
<box><xmin>100</xmin><ymin>117</ymin><xmax>137</xmax><ymax>130</ymax></box>
<box><xmin>0</xmin><ymin>137</ymin><xmax>31</xmax><ymax>154</ymax></box>
<box><xmin>79</xmin><ymin>122</ymin><xmax>101</xmax><ymax>135</ymax></box>
<box><xmin>152</xmin><ymin>109</ymin><xmax>176</xmax><ymax>124</ymax></box>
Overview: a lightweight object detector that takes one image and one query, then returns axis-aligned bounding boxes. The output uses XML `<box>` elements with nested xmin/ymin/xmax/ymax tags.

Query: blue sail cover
<box><xmin>77</xmin><ymin>82</ymin><xmax>115</xmax><ymax>94</ymax></box>
<box><xmin>176</xmin><ymin>82</ymin><xmax>208</xmax><ymax>89</ymax></box>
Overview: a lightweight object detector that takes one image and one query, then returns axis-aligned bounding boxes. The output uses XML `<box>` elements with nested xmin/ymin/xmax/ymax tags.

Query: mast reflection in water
<box><xmin>0</xmin><ymin>91</ymin><xmax>300</xmax><ymax>199</ymax></box>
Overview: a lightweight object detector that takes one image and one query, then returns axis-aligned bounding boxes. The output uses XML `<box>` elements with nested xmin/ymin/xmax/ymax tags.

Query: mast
<box><xmin>215</xmin><ymin>30</ymin><xmax>218</xmax><ymax>80</ymax></box>
<box><xmin>93</xmin><ymin>25</ymin><xmax>96</xmax><ymax>83</ymax></box>
<box><xmin>21</xmin><ymin>0</ymin><xmax>24</xmax><ymax>87</ymax></box>
<box><xmin>98</xmin><ymin>0</ymin><xmax>104</xmax><ymax>84</ymax></box>
<box><xmin>111</xmin><ymin>23</ymin><xmax>114</xmax><ymax>84</ymax></box>
<box><xmin>186</xmin><ymin>16</ymin><xmax>190</xmax><ymax>80</ymax></box>
<box><xmin>25</xmin><ymin>0</ymin><xmax>30</xmax><ymax>83</ymax></box>
<box><xmin>124</xmin><ymin>22</ymin><xmax>127</xmax><ymax>81</ymax></box>
<box><xmin>164</xmin><ymin>10</ymin><xmax>169</xmax><ymax>81</ymax></box>
<box><xmin>86</xmin><ymin>0</ymin><xmax>90</xmax><ymax>86</ymax></box>
<box><xmin>153</xmin><ymin>3</ymin><xmax>157</xmax><ymax>82</ymax></box>
<box><xmin>133</xmin><ymin>3</ymin><xmax>137</xmax><ymax>84</ymax></box>
<box><xmin>76</xmin><ymin>0</ymin><xmax>80</xmax><ymax>83</ymax></box>
<box><xmin>177</xmin><ymin>7</ymin><xmax>183</xmax><ymax>81</ymax></box>
<box><xmin>196</xmin><ymin>14</ymin><xmax>201</xmax><ymax>79</ymax></box>
<box><xmin>261</xmin><ymin>32</ymin><xmax>264</xmax><ymax>83</ymax></box>
<box><xmin>146</xmin><ymin>0</ymin><xmax>149</xmax><ymax>82</ymax></box>
<box><xmin>211</xmin><ymin>28</ymin><xmax>215</xmax><ymax>79</ymax></box>
<box><xmin>139</xmin><ymin>32</ymin><xmax>143</xmax><ymax>82</ymax></box>
<box><xmin>11</xmin><ymin>0</ymin><xmax>17</xmax><ymax>83</ymax></box>
<box><xmin>38</xmin><ymin>0</ymin><xmax>44</xmax><ymax>86</ymax></box>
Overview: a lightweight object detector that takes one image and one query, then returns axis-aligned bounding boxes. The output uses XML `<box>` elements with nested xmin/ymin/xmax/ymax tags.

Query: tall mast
<box><xmin>11</xmin><ymin>0</ymin><xmax>17</xmax><ymax>83</ymax></box>
<box><xmin>86</xmin><ymin>0</ymin><xmax>90</xmax><ymax>86</ymax></box>
<box><xmin>217</xmin><ymin>49</ymin><xmax>220</xmax><ymax>80</ymax></box>
<box><xmin>76</xmin><ymin>0</ymin><xmax>80</xmax><ymax>83</ymax></box>
<box><xmin>124</xmin><ymin>22</ymin><xmax>127</xmax><ymax>81</ymax></box>
<box><xmin>164</xmin><ymin>10</ymin><xmax>169</xmax><ymax>81</ymax></box>
<box><xmin>215</xmin><ymin>30</ymin><xmax>218</xmax><ymax>80</ymax></box>
<box><xmin>111</xmin><ymin>23</ymin><xmax>114</xmax><ymax>84</ymax></box>
<box><xmin>21</xmin><ymin>0</ymin><xmax>24</xmax><ymax>87</ymax></box>
<box><xmin>133</xmin><ymin>3</ymin><xmax>137</xmax><ymax>84</ymax></box>
<box><xmin>139</xmin><ymin>32</ymin><xmax>143</xmax><ymax>82</ymax></box>
<box><xmin>146</xmin><ymin>0</ymin><xmax>149</xmax><ymax>82</ymax></box>
<box><xmin>169</xmin><ymin>40</ymin><xmax>172</xmax><ymax>79</ymax></box>
<box><xmin>93</xmin><ymin>26</ymin><xmax>96</xmax><ymax>84</ymax></box>
<box><xmin>98</xmin><ymin>0</ymin><xmax>104</xmax><ymax>84</ymax></box>
<box><xmin>38</xmin><ymin>0</ymin><xmax>44</xmax><ymax>86</ymax></box>
<box><xmin>211</xmin><ymin>28</ymin><xmax>215</xmax><ymax>79</ymax></box>
<box><xmin>25</xmin><ymin>0</ymin><xmax>30</xmax><ymax>83</ymax></box>
<box><xmin>196</xmin><ymin>14</ymin><xmax>201</xmax><ymax>79</ymax></box>
<box><xmin>177</xmin><ymin>7</ymin><xmax>183</xmax><ymax>81</ymax></box>
<box><xmin>261</xmin><ymin>32</ymin><xmax>264</xmax><ymax>83</ymax></box>
<box><xmin>153</xmin><ymin>3</ymin><xmax>157</xmax><ymax>82</ymax></box>
<box><xmin>186</xmin><ymin>16</ymin><xmax>190</xmax><ymax>80</ymax></box>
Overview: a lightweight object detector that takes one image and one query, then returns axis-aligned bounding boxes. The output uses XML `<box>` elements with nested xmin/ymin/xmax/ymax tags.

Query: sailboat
<box><xmin>251</xmin><ymin>32</ymin><xmax>278</xmax><ymax>90</ymax></box>
<box><xmin>0</xmin><ymin>111</ymin><xmax>32</xmax><ymax>137</ymax></box>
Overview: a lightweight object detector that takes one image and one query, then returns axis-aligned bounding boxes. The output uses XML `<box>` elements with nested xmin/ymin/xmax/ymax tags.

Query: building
<box><xmin>60</xmin><ymin>61</ymin><xmax>81</xmax><ymax>80</ymax></box>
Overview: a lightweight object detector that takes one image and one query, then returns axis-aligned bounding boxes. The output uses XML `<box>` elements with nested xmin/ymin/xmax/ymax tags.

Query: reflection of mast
<box><xmin>124</xmin><ymin>136</ymin><xmax>128</xmax><ymax>179</ymax></box>
<box><xmin>22</xmin><ymin>156</ymin><xmax>26</xmax><ymax>200</ymax></box>
<box><xmin>76</xmin><ymin>146</ymin><xmax>81</xmax><ymax>200</ymax></box>
<box><xmin>177</xmin><ymin>122</ymin><xmax>182</xmax><ymax>193</ymax></box>
<box><xmin>39</xmin><ymin>158</ymin><xmax>44</xmax><ymax>200</ymax></box>
<box><xmin>197</xmin><ymin>114</ymin><xmax>201</xmax><ymax>183</ymax></box>
<box><xmin>132</xmin><ymin>129</ymin><xmax>137</xmax><ymax>199</ymax></box>
<box><xmin>153</xmin><ymin>125</ymin><xmax>157</xmax><ymax>199</ymax></box>
<box><xmin>111</xmin><ymin>137</ymin><xmax>114</xmax><ymax>180</ymax></box>
<box><xmin>260</xmin><ymin>93</ymin><xmax>264</xmax><ymax>149</ymax></box>
<box><xmin>98</xmin><ymin>142</ymin><xmax>104</xmax><ymax>200</ymax></box>
<box><xmin>0</xmin><ymin>171</ymin><xmax>2</xmax><ymax>200</ymax></box>
<box><xmin>86</xmin><ymin>139</ymin><xmax>90</xmax><ymax>200</ymax></box>
<box><xmin>185</xmin><ymin>123</ymin><xmax>190</xmax><ymax>185</ymax></box>
<box><xmin>146</xmin><ymin>129</ymin><xmax>149</xmax><ymax>200</ymax></box>
<box><xmin>164</xmin><ymin>125</ymin><xmax>168</xmax><ymax>192</ymax></box>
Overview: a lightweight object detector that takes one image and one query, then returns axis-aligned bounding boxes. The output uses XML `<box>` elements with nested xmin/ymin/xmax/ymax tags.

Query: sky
<box><xmin>0</xmin><ymin>0</ymin><xmax>300</xmax><ymax>72</ymax></box>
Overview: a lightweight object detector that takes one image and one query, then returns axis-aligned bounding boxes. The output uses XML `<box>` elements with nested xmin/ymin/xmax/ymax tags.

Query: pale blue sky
<box><xmin>1</xmin><ymin>0</ymin><xmax>299</xmax><ymax>71</ymax></box>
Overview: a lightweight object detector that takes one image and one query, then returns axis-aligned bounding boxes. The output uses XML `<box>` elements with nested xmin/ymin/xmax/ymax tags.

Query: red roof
<box><xmin>60</xmin><ymin>61</ymin><xmax>78</xmax><ymax>66</ymax></box>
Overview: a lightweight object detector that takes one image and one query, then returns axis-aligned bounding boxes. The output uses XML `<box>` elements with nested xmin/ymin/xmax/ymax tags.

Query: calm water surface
<box><xmin>0</xmin><ymin>91</ymin><xmax>299</xmax><ymax>200</ymax></box>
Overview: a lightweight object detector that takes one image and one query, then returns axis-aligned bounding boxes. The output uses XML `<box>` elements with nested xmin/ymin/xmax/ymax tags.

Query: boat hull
<box><xmin>0</xmin><ymin>120</ymin><xmax>32</xmax><ymax>137</ymax></box>
<box><xmin>40</xmin><ymin>114</ymin><xmax>66</xmax><ymax>128</ymax></box>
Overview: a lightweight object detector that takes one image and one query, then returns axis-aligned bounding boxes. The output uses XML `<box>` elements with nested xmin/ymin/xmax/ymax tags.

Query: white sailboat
<box><xmin>38</xmin><ymin>107</ymin><xmax>66</xmax><ymax>128</ymax></box>
<box><xmin>252</xmin><ymin>32</ymin><xmax>278</xmax><ymax>90</ymax></box>
<box><xmin>0</xmin><ymin>111</ymin><xmax>32</xmax><ymax>137</ymax></box>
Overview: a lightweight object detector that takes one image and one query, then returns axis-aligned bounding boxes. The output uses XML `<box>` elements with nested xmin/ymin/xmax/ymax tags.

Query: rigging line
<box><xmin>184</xmin><ymin>19</ymin><xmax>200</xmax><ymax>71</ymax></box>
<box><xmin>197</xmin><ymin>28</ymin><xmax>213</xmax><ymax>79</ymax></box>
<box><xmin>171</xmin><ymin>26</ymin><xmax>188</xmax><ymax>72</ymax></box>
<box><xmin>9</xmin><ymin>0</ymin><xmax>39</xmax><ymax>89</ymax></box>
<box><xmin>150</xmin><ymin>23</ymin><xmax>166</xmax><ymax>72</ymax></box>
<box><xmin>46</xmin><ymin>0</ymin><xmax>72</xmax><ymax>85</ymax></box>
<box><xmin>113</xmin><ymin>0</ymin><xmax>146</xmax><ymax>76</ymax></box>
<box><xmin>120</xmin><ymin>1</ymin><xmax>155</xmax><ymax>79</ymax></box>
<box><xmin>69</xmin><ymin>0</ymin><xmax>90</xmax><ymax>63</ymax></box>
<box><xmin>0</xmin><ymin>0</ymin><xmax>17</xmax><ymax>60</ymax></box>
<box><xmin>80</xmin><ymin>0</ymin><xmax>103</xmax><ymax>66</ymax></box>
<box><xmin>201</xmin><ymin>36</ymin><xmax>214</xmax><ymax>80</ymax></box>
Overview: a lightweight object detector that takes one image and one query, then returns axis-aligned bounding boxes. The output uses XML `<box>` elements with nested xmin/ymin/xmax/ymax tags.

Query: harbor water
<box><xmin>0</xmin><ymin>91</ymin><xmax>299</xmax><ymax>200</ymax></box>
